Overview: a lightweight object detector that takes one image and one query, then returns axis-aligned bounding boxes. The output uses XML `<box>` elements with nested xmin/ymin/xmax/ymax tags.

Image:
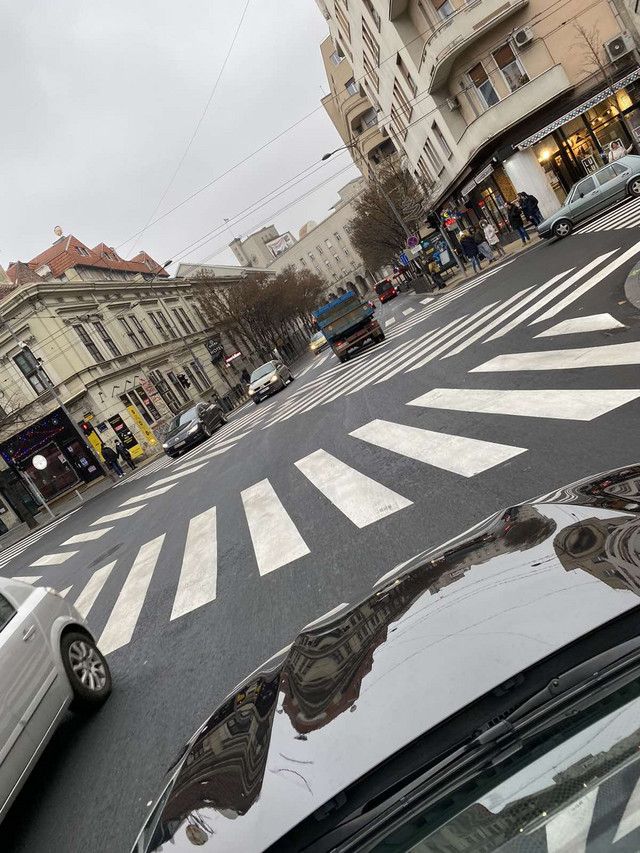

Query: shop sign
<box><xmin>83</xmin><ymin>411</ymin><xmax>95</xmax><ymax>421</ymax></box>
<box><xmin>205</xmin><ymin>339</ymin><xmax>224</xmax><ymax>361</ymax></box>
<box><xmin>32</xmin><ymin>454</ymin><xmax>47</xmax><ymax>470</ymax></box>
<box><xmin>96</xmin><ymin>421</ymin><xmax>109</xmax><ymax>433</ymax></box>
<box><xmin>461</xmin><ymin>179</ymin><xmax>476</xmax><ymax>198</ymax></box>
<box><xmin>108</xmin><ymin>414</ymin><xmax>143</xmax><ymax>459</ymax></box>
<box><xmin>139</xmin><ymin>377</ymin><xmax>172</xmax><ymax>419</ymax></box>
<box><xmin>474</xmin><ymin>164</ymin><xmax>494</xmax><ymax>184</ymax></box>
<box><xmin>125</xmin><ymin>404</ymin><xmax>158</xmax><ymax>446</ymax></box>
<box><xmin>224</xmin><ymin>350</ymin><xmax>242</xmax><ymax>365</ymax></box>
<box><xmin>581</xmin><ymin>155</ymin><xmax>598</xmax><ymax>174</ymax></box>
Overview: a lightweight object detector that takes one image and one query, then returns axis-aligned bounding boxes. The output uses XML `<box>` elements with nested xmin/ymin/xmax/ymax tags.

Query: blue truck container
<box><xmin>312</xmin><ymin>291</ymin><xmax>385</xmax><ymax>363</ymax></box>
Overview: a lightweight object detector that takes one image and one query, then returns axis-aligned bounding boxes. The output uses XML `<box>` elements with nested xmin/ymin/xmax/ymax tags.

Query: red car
<box><xmin>374</xmin><ymin>278</ymin><xmax>398</xmax><ymax>303</ymax></box>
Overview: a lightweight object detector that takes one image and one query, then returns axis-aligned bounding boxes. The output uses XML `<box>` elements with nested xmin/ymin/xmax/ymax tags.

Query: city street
<box><xmin>4</xmin><ymin>205</ymin><xmax>640</xmax><ymax>852</ymax></box>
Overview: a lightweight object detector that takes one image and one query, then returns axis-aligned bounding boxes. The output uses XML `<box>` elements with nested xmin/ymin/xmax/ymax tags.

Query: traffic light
<box><xmin>79</xmin><ymin>420</ymin><xmax>94</xmax><ymax>437</ymax></box>
<box><xmin>178</xmin><ymin>373</ymin><xmax>191</xmax><ymax>389</ymax></box>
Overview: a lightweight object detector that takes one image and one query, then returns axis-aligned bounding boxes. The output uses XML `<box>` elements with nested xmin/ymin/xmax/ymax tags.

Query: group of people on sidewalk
<box><xmin>101</xmin><ymin>441</ymin><xmax>136</xmax><ymax>478</ymax></box>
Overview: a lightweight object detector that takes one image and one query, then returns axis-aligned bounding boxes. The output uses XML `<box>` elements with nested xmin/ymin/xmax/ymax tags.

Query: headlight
<box><xmin>270</xmin><ymin>373</ymin><xmax>279</xmax><ymax>383</ymax></box>
<box><xmin>248</xmin><ymin>387</ymin><xmax>255</xmax><ymax>395</ymax></box>
<box><xmin>188</xmin><ymin>423</ymin><xmax>200</xmax><ymax>434</ymax></box>
<box><xmin>162</xmin><ymin>442</ymin><xmax>169</xmax><ymax>449</ymax></box>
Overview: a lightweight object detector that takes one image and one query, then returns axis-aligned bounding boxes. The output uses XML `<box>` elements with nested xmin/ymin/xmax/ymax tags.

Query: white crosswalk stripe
<box><xmin>472</xmin><ymin>341</ymin><xmax>640</xmax><ymax>372</ymax></box>
<box><xmin>420</xmin><ymin>297</ymin><xmax>434</xmax><ymax>304</ymax></box>
<box><xmin>30</xmin><ymin>551</ymin><xmax>79</xmax><ymax>567</ymax></box>
<box><xmin>99</xmin><ymin>534</ymin><xmax>165</xmax><ymax>655</ymax></box>
<box><xmin>90</xmin><ymin>506</ymin><xmax>145</xmax><ymax>526</ymax></box>
<box><xmin>171</xmin><ymin>506</ymin><xmax>218</xmax><ymax>619</ymax></box>
<box><xmin>350</xmin><ymin>419</ymin><xmax>526</xmax><ymax>477</ymax></box>
<box><xmin>574</xmin><ymin>196</ymin><xmax>640</xmax><ymax>233</ymax></box>
<box><xmin>402</xmin><ymin>307</ymin><xmax>415</xmax><ymax>315</ymax></box>
<box><xmin>241</xmin><ymin>480</ymin><xmax>310</xmax><ymax>575</ymax></box>
<box><xmin>120</xmin><ymin>484</ymin><xmax>176</xmax><ymax>505</ymax></box>
<box><xmin>73</xmin><ymin>562</ymin><xmax>116</xmax><ymax>618</ymax></box>
<box><xmin>384</xmin><ymin>317</ymin><xmax>396</xmax><ymax>327</ymax></box>
<box><xmin>61</xmin><ymin>528</ymin><xmax>112</xmax><ymax>545</ymax></box>
<box><xmin>533</xmin><ymin>313</ymin><xmax>626</xmax><ymax>336</ymax></box>
<box><xmin>408</xmin><ymin>387</ymin><xmax>640</xmax><ymax>420</ymax></box>
<box><xmin>0</xmin><ymin>509</ymin><xmax>79</xmax><ymax>571</ymax></box>
<box><xmin>176</xmin><ymin>443</ymin><xmax>236</xmax><ymax>468</ymax></box>
<box><xmin>150</xmin><ymin>462</ymin><xmax>207</xmax><ymax>487</ymax></box>
<box><xmin>11</xmin><ymin>576</ymin><xmax>42</xmax><ymax>584</ymax></box>
<box><xmin>294</xmin><ymin>449</ymin><xmax>412</xmax><ymax>527</ymax></box>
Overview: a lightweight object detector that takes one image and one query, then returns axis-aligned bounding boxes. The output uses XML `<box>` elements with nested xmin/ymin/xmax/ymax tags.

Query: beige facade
<box><xmin>315</xmin><ymin>0</ymin><xmax>640</xmax><ymax>220</ymax></box>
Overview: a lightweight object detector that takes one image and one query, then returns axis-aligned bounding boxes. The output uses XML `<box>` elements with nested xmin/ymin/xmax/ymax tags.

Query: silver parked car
<box><xmin>247</xmin><ymin>360</ymin><xmax>294</xmax><ymax>404</ymax></box>
<box><xmin>538</xmin><ymin>154</ymin><xmax>640</xmax><ymax>238</ymax></box>
<box><xmin>0</xmin><ymin>577</ymin><xmax>111</xmax><ymax>824</ymax></box>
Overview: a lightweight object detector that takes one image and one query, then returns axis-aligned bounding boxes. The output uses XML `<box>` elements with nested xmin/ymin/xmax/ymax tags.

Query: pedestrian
<box><xmin>480</xmin><ymin>219</ymin><xmax>507</xmax><ymax>257</ymax></box>
<box><xmin>116</xmin><ymin>439</ymin><xmax>135</xmax><ymax>470</ymax></box>
<box><xmin>609</xmin><ymin>139</ymin><xmax>633</xmax><ymax>162</ymax></box>
<box><xmin>428</xmin><ymin>258</ymin><xmax>446</xmax><ymax>290</ymax></box>
<box><xmin>472</xmin><ymin>225</ymin><xmax>494</xmax><ymax>262</ymax></box>
<box><xmin>507</xmin><ymin>202</ymin><xmax>530</xmax><ymax>244</ymax></box>
<box><xmin>101</xmin><ymin>444</ymin><xmax>124</xmax><ymax>478</ymax></box>
<box><xmin>518</xmin><ymin>192</ymin><xmax>543</xmax><ymax>226</ymax></box>
<box><xmin>459</xmin><ymin>230</ymin><xmax>483</xmax><ymax>274</ymax></box>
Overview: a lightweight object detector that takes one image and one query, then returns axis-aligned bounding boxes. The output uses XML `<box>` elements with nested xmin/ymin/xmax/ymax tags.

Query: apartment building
<box><xmin>316</xmin><ymin>0</ymin><xmax>640</xmax><ymax>226</ymax></box>
<box><xmin>0</xmin><ymin>237</ymin><xmax>252</xmax><ymax>515</ymax></box>
<box><xmin>228</xmin><ymin>178</ymin><xmax>379</xmax><ymax>297</ymax></box>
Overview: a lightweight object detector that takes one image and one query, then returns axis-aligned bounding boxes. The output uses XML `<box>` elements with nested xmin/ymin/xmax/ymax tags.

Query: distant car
<box><xmin>374</xmin><ymin>278</ymin><xmax>398</xmax><ymax>303</ymax></box>
<box><xmin>133</xmin><ymin>464</ymin><xmax>640</xmax><ymax>853</ymax></box>
<box><xmin>308</xmin><ymin>331</ymin><xmax>328</xmax><ymax>355</ymax></box>
<box><xmin>0</xmin><ymin>578</ymin><xmax>111</xmax><ymax>824</ymax></box>
<box><xmin>538</xmin><ymin>154</ymin><xmax>640</xmax><ymax>238</ymax></box>
<box><xmin>162</xmin><ymin>402</ymin><xmax>227</xmax><ymax>457</ymax></box>
<box><xmin>248</xmin><ymin>360</ymin><xmax>294</xmax><ymax>404</ymax></box>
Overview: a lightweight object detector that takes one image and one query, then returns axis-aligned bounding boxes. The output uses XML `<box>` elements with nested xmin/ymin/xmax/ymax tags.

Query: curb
<box><xmin>624</xmin><ymin>260</ymin><xmax>640</xmax><ymax>310</ymax></box>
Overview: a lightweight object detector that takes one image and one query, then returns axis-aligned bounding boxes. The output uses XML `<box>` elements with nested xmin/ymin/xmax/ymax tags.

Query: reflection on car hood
<box><xmin>165</xmin><ymin>421</ymin><xmax>197</xmax><ymax>442</ymax></box>
<box><xmin>135</xmin><ymin>465</ymin><xmax>640</xmax><ymax>852</ymax></box>
<box><xmin>250</xmin><ymin>373</ymin><xmax>276</xmax><ymax>390</ymax></box>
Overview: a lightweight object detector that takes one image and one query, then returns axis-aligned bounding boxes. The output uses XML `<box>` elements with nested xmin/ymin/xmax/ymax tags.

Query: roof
<box><xmin>137</xmin><ymin>464</ymin><xmax>640</xmax><ymax>852</ymax></box>
<box><xmin>7</xmin><ymin>235</ymin><xmax>169</xmax><ymax>282</ymax></box>
<box><xmin>175</xmin><ymin>262</ymin><xmax>275</xmax><ymax>279</ymax></box>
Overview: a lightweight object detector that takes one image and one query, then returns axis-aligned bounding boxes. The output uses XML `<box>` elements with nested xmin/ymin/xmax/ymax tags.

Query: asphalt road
<box><xmin>4</xmin><ymin>210</ymin><xmax>640</xmax><ymax>852</ymax></box>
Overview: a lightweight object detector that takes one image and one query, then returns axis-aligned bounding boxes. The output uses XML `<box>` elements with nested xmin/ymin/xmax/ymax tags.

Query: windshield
<box><xmin>310</xmin><ymin>332</ymin><xmax>325</xmax><ymax>342</ymax></box>
<box><xmin>250</xmin><ymin>362</ymin><xmax>276</xmax><ymax>382</ymax></box>
<box><xmin>168</xmin><ymin>407</ymin><xmax>198</xmax><ymax>431</ymax></box>
<box><xmin>375</xmin><ymin>282</ymin><xmax>393</xmax><ymax>294</ymax></box>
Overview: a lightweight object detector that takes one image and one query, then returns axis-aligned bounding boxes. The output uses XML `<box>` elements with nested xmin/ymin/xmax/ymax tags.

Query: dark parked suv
<box><xmin>162</xmin><ymin>402</ymin><xmax>227</xmax><ymax>457</ymax></box>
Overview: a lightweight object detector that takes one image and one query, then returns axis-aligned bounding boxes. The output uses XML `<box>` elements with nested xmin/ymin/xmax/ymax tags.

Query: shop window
<box><xmin>73</xmin><ymin>324</ymin><xmax>104</xmax><ymax>364</ymax></box>
<box><xmin>493</xmin><ymin>43</ymin><xmax>529</xmax><ymax>93</ymax></box>
<box><xmin>13</xmin><ymin>348</ymin><xmax>49</xmax><ymax>394</ymax></box>
<box><xmin>134</xmin><ymin>386</ymin><xmax>161</xmax><ymax>421</ymax></box>
<box><xmin>468</xmin><ymin>63</ymin><xmax>499</xmax><ymax>108</ymax></box>
<box><xmin>595</xmin><ymin>165</ymin><xmax>617</xmax><ymax>186</ymax></box>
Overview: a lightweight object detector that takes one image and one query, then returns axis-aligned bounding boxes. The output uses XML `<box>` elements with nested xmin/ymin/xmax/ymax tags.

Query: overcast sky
<box><xmin>1</xmin><ymin>0</ymin><xmax>360</xmax><ymax>271</ymax></box>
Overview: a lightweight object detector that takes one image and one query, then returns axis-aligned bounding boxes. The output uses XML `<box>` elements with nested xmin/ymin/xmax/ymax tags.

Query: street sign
<box><xmin>406</xmin><ymin>234</ymin><xmax>419</xmax><ymax>249</ymax></box>
<box><xmin>399</xmin><ymin>252</ymin><xmax>410</xmax><ymax>267</ymax></box>
<box><xmin>32</xmin><ymin>454</ymin><xmax>47</xmax><ymax>470</ymax></box>
<box><xmin>410</xmin><ymin>246</ymin><xmax>422</xmax><ymax>255</ymax></box>
<box><xmin>224</xmin><ymin>350</ymin><xmax>242</xmax><ymax>365</ymax></box>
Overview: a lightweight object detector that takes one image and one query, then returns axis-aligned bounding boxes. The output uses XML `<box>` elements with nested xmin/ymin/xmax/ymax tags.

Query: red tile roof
<box><xmin>7</xmin><ymin>235</ymin><xmax>170</xmax><ymax>283</ymax></box>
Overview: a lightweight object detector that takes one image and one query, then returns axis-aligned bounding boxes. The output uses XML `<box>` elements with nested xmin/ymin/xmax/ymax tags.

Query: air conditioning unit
<box><xmin>513</xmin><ymin>27</ymin><xmax>534</xmax><ymax>49</ymax></box>
<box><xmin>604</xmin><ymin>30</ymin><xmax>635</xmax><ymax>63</ymax></box>
<box><xmin>446</xmin><ymin>96</ymin><xmax>461</xmax><ymax>111</ymax></box>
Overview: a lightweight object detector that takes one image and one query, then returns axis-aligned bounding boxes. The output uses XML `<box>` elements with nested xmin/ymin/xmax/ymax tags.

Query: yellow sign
<box><xmin>86</xmin><ymin>432</ymin><xmax>104</xmax><ymax>459</ymax></box>
<box><xmin>126</xmin><ymin>404</ymin><xmax>158</xmax><ymax>447</ymax></box>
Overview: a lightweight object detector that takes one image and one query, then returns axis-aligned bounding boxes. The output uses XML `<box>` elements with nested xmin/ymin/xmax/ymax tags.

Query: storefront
<box><xmin>517</xmin><ymin>70</ymin><xmax>640</xmax><ymax>201</ymax></box>
<box><xmin>0</xmin><ymin>409</ymin><xmax>102</xmax><ymax>501</ymax></box>
<box><xmin>452</xmin><ymin>162</ymin><xmax>520</xmax><ymax>238</ymax></box>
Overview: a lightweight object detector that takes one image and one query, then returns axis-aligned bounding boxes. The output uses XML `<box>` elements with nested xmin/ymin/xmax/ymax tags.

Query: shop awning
<box><xmin>516</xmin><ymin>67</ymin><xmax>640</xmax><ymax>149</ymax></box>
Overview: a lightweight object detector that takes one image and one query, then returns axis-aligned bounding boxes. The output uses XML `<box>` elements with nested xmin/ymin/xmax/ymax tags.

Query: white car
<box><xmin>0</xmin><ymin>577</ymin><xmax>111</xmax><ymax>824</ymax></box>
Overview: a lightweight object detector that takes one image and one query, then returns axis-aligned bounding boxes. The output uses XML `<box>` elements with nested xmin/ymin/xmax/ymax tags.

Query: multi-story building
<box><xmin>0</xmin><ymin>236</ymin><xmax>254</xmax><ymax>523</ymax></box>
<box><xmin>315</xmin><ymin>0</ymin><xmax>640</xmax><ymax>228</ymax></box>
<box><xmin>228</xmin><ymin>178</ymin><xmax>380</xmax><ymax>297</ymax></box>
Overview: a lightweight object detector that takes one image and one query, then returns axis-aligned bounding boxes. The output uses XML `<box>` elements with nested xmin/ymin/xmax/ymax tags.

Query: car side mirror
<box><xmin>579</xmin><ymin>192</ymin><xmax>585</xmax><ymax>198</ymax></box>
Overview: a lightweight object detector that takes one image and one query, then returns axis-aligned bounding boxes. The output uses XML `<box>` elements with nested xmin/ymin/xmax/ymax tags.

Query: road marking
<box><xmin>385</xmin><ymin>317</ymin><xmax>396</xmax><ymax>327</ymax></box>
<box><xmin>303</xmin><ymin>602</ymin><xmax>349</xmax><ymax>630</ymax></box>
<box><xmin>533</xmin><ymin>313</ymin><xmax>626</xmax><ymax>337</ymax></box>
<box><xmin>407</xmin><ymin>302</ymin><xmax>502</xmax><ymax>371</ymax></box>
<box><xmin>91</xmin><ymin>507</ymin><xmax>145</xmax><ymax>526</ymax></box>
<box><xmin>402</xmin><ymin>308</ymin><xmax>415</xmax><ymax>316</ymax></box>
<box><xmin>11</xmin><ymin>576</ymin><xmax>42</xmax><ymax>584</ymax></box>
<box><xmin>420</xmin><ymin>297</ymin><xmax>434</xmax><ymax>304</ymax></box>
<box><xmin>408</xmin><ymin>387</ymin><xmax>640</xmax><ymax>420</ymax></box>
<box><xmin>30</xmin><ymin>551</ymin><xmax>79</xmax><ymax>567</ymax></box>
<box><xmin>241</xmin><ymin>479</ymin><xmax>310</xmax><ymax>575</ymax></box>
<box><xmin>59</xmin><ymin>586</ymin><xmax>72</xmax><ymax>598</ymax></box>
<box><xmin>296</xmin><ymin>362</ymin><xmax>315</xmax><ymax>378</ymax></box>
<box><xmin>613</xmin><ymin>773</ymin><xmax>640</xmax><ymax>842</ymax></box>
<box><xmin>546</xmin><ymin>788</ymin><xmax>597</xmax><ymax>853</ymax></box>
<box><xmin>120</xmin><ymin>484</ymin><xmax>176</xmax><ymax>505</ymax></box>
<box><xmin>73</xmin><ymin>562</ymin><xmax>116</xmax><ymax>618</ymax></box>
<box><xmin>472</xmin><ymin>341</ymin><xmax>640</xmax><ymax>372</ymax></box>
<box><xmin>61</xmin><ymin>528</ymin><xmax>112</xmax><ymax>545</ymax></box>
<box><xmin>171</xmin><ymin>506</ymin><xmax>218</xmax><ymax>620</ymax></box>
<box><xmin>374</xmin><ymin>317</ymin><xmax>467</xmax><ymax>384</ymax></box>
<box><xmin>149</xmin><ymin>463</ymin><xmax>207</xmax><ymax>487</ymax></box>
<box><xmin>176</xmin><ymin>445</ymin><xmax>235</xmax><ymax>468</ymax></box>
<box><xmin>99</xmin><ymin>534</ymin><xmax>165</xmax><ymax>655</ymax></box>
<box><xmin>531</xmin><ymin>242</ymin><xmax>640</xmax><ymax>325</ymax></box>
<box><xmin>442</xmin><ymin>287</ymin><xmax>536</xmax><ymax>358</ymax></box>
<box><xmin>295</xmin><ymin>449</ymin><xmax>412</xmax><ymax>528</ymax></box>
<box><xmin>350</xmin><ymin>419</ymin><xmax>526</xmax><ymax>478</ymax></box>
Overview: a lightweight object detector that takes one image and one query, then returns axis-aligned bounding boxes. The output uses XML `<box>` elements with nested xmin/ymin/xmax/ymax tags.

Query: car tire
<box><xmin>553</xmin><ymin>219</ymin><xmax>573</xmax><ymax>238</ymax></box>
<box><xmin>288</xmin><ymin>374</ymin><xmax>295</xmax><ymax>383</ymax></box>
<box><xmin>377</xmin><ymin>332</ymin><xmax>386</xmax><ymax>342</ymax></box>
<box><xmin>253</xmin><ymin>398</ymin><xmax>261</xmax><ymax>405</ymax></box>
<box><xmin>629</xmin><ymin>178</ymin><xmax>640</xmax><ymax>197</ymax></box>
<box><xmin>202</xmin><ymin>424</ymin><xmax>212</xmax><ymax>439</ymax></box>
<box><xmin>220</xmin><ymin>414</ymin><xmax>228</xmax><ymax>424</ymax></box>
<box><xmin>61</xmin><ymin>631</ymin><xmax>112</xmax><ymax>714</ymax></box>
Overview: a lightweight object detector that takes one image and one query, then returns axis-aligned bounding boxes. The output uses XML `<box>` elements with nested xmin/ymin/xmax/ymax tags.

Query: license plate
<box><xmin>175</xmin><ymin>440</ymin><xmax>186</xmax><ymax>448</ymax></box>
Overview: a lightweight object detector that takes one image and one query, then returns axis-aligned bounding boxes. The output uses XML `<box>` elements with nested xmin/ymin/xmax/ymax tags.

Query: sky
<box><xmin>1</xmin><ymin>0</ymin><xmax>360</xmax><ymax>272</ymax></box>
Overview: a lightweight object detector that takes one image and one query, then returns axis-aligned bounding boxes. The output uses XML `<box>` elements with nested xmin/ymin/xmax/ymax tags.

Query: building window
<box><xmin>363</xmin><ymin>52</ymin><xmax>380</xmax><ymax>91</ymax></box>
<box><xmin>325</xmin><ymin>238</ymin><xmax>332</xmax><ymax>247</ymax></box>
<box><xmin>299</xmin><ymin>257</ymin><xmax>307</xmax><ymax>266</ymax></box>
<box><xmin>147</xmin><ymin>311</ymin><xmax>168</xmax><ymax>341</ymax></box>
<box><xmin>332</xmin><ymin>273</ymin><xmax>339</xmax><ymax>281</ymax></box>
<box><xmin>158</xmin><ymin>311</ymin><xmax>178</xmax><ymax>339</ymax></box>
<box><xmin>308</xmin><ymin>252</ymin><xmax>315</xmax><ymax>260</ymax></box>
<box><xmin>330</xmin><ymin>49</ymin><xmax>344</xmax><ymax>66</ymax></box>
<box><xmin>148</xmin><ymin>369</ymin><xmax>181</xmax><ymax>413</ymax></box>
<box><xmin>334</xmin><ymin>231</ymin><xmax>342</xmax><ymax>241</ymax></box>
<box><xmin>433</xmin><ymin>0</ymin><xmax>454</xmax><ymax>20</ymax></box>
<box><xmin>183</xmin><ymin>364</ymin><xmax>203</xmax><ymax>393</ymax></box>
<box><xmin>171</xmin><ymin>308</ymin><xmax>192</xmax><ymax>336</ymax></box>
<box><xmin>127</xmin><ymin>315</ymin><xmax>153</xmax><ymax>347</ymax></box>
<box><xmin>432</xmin><ymin>122</ymin><xmax>452</xmax><ymax>158</ymax></box>
<box><xmin>390</xmin><ymin>105</ymin><xmax>409</xmax><ymax>139</ymax></box>
<box><xmin>416</xmin><ymin>155</ymin><xmax>435</xmax><ymax>187</ymax></box>
<box><xmin>13</xmin><ymin>348</ymin><xmax>49</xmax><ymax>394</ymax></box>
<box><xmin>362</xmin><ymin>17</ymin><xmax>380</xmax><ymax>64</ymax></box>
<box><xmin>363</xmin><ymin>0</ymin><xmax>381</xmax><ymax>30</ymax></box>
<box><xmin>74</xmin><ymin>246</ymin><xmax>90</xmax><ymax>257</ymax></box>
<box><xmin>396</xmin><ymin>54</ymin><xmax>417</xmax><ymax>96</ymax></box>
<box><xmin>393</xmin><ymin>79</ymin><xmax>413</xmax><ymax>128</ymax></box>
<box><xmin>191</xmin><ymin>361</ymin><xmax>211</xmax><ymax>390</ymax></box>
<box><xmin>167</xmin><ymin>370</ymin><xmax>190</xmax><ymax>403</ymax></box>
<box><xmin>468</xmin><ymin>62</ymin><xmax>499</xmax><ymax>108</ymax></box>
<box><xmin>345</xmin><ymin>77</ymin><xmax>358</xmax><ymax>96</ymax></box>
<box><xmin>317</xmin><ymin>246</ymin><xmax>324</xmax><ymax>255</ymax></box>
<box><xmin>176</xmin><ymin>306</ymin><xmax>196</xmax><ymax>333</ymax></box>
<box><xmin>73</xmin><ymin>324</ymin><xmax>104</xmax><ymax>363</ymax></box>
<box><xmin>361</xmin><ymin>106</ymin><xmax>378</xmax><ymax>128</ymax></box>
<box><xmin>343</xmin><ymin>247</ymin><xmax>350</xmax><ymax>255</ymax></box>
<box><xmin>423</xmin><ymin>139</ymin><xmax>444</xmax><ymax>175</ymax></box>
<box><xmin>118</xmin><ymin>317</ymin><xmax>143</xmax><ymax>349</ymax></box>
<box><xmin>493</xmin><ymin>43</ymin><xmax>529</xmax><ymax>93</ymax></box>
<box><xmin>325</xmin><ymin>259</ymin><xmax>331</xmax><ymax>267</ymax></box>
<box><xmin>93</xmin><ymin>321</ymin><xmax>121</xmax><ymax>357</ymax></box>
<box><xmin>335</xmin><ymin>0</ymin><xmax>351</xmax><ymax>40</ymax></box>
<box><xmin>334</xmin><ymin>253</ymin><xmax>340</xmax><ymax>261</ymax></box>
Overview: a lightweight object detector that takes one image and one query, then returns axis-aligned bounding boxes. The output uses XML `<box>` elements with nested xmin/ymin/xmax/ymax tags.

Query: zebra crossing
<box><xmin>0</xmin><ymin>509</ymin><xmax>79</xmax><ymax>571</ymax></box>
<box><xmin>575</xmin><ymin>194</ymin><xmax>640</xmax><ymax>233</ymax></box>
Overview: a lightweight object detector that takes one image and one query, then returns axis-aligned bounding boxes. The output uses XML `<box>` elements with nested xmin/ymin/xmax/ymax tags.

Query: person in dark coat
<box><xmin>518</xmin><ymin>192</ymin><xmax>543</xmax><ymax>226</ymax></box>
<box><xmin>507</xmin><ymin>202</ymin><xmax>531</xmax><ymax>244</ymax></box>
<box><xmin>116</xmin><ymin>440</ymin><xmax>135</xmax><ymax>470</ymax></box>
<box><xmin>459</xmin><ymin>231</ymin><xmax>482</xmax><ymax>274</ymax></box>
<box><xmin>102</xmin><ymin>445</ymin><xmax>124</xmax><ymax>477</ymax></box>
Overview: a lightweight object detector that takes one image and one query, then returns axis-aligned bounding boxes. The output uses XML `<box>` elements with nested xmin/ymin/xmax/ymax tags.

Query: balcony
<box><xmin>342</xmin><ymin>90</ymin><xmax>372</xmax><ymax>126</ymax></box>
<box><xmin>422</xmin><ymin>0</ymin><xmax>528</xmax><ymax>93</ymax></box>
<box><xmin>457</xmin><ymin>64</ymin><xmax>572</xmax><ymax>161</ymax></box>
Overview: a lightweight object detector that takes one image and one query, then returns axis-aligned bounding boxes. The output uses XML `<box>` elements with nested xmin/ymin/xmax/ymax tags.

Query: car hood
<box><xmin>249</xmin><ymin>373</ymin><xmax>276</xmax><ymax>390</ymax></box>
<box><xmin>165</xmin><ymin>421</ymin><xmax>197</xmax><ymax>442</ymax></box>
<box><xmin>134</xmin><ymin>465</ymin><xmax>640</xmax><ymax>852</ymax></box>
